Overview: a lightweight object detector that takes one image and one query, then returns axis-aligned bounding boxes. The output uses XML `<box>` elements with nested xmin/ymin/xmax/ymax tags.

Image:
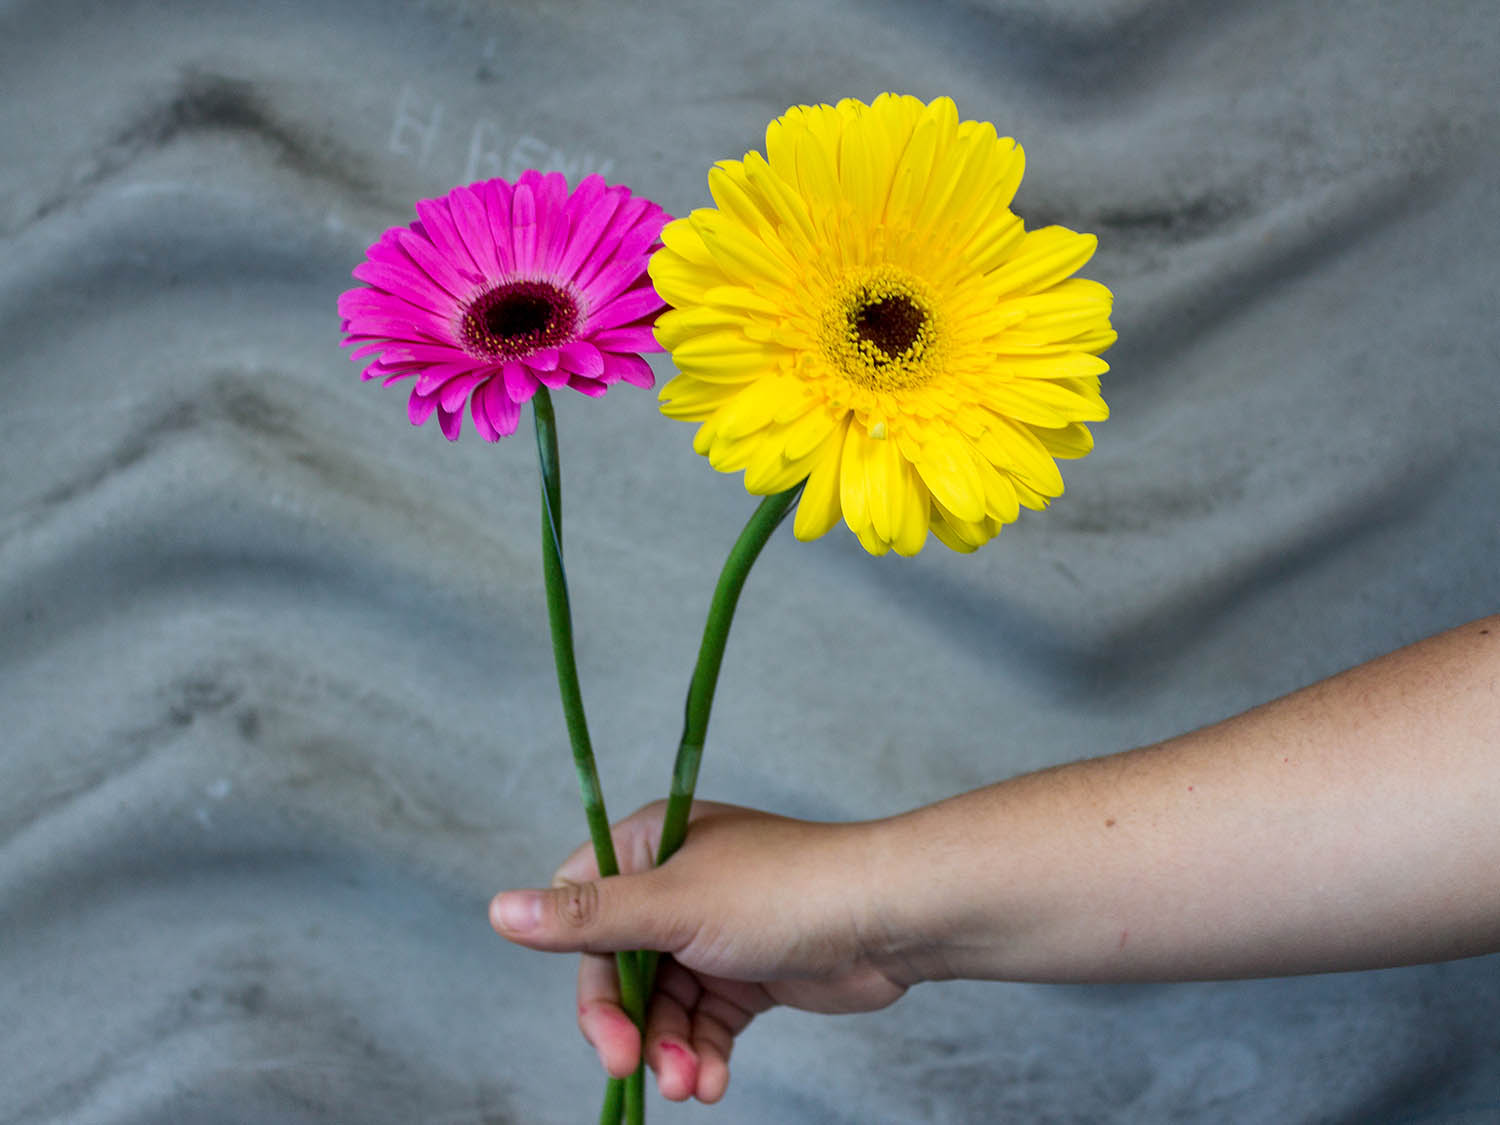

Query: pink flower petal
<box><xmin>588</xmin><ymin>325</ymin><xmax>661</xmax><ymax>353</ymax></box>
<box><xmin>564</xmin><ymin>174</ymin><xmax>606</xmax><ymax>225</ymax></box>
<box><xmin>438</xmin><ymin>370</ymin><xmax>491</xmax><ymax>412</ymax></box>
<box><xmin>449</xmin><ymin>184</ymin><xmax>502</xmax><ymax>278</ymax></box>
<box><xmin>558</xmin><ymin>339</ymin><xmax>605</xmax><ymax>377</ymax></box>
<box><xmin>416</xmin><ymin>195</ymin><xmax>482</xmax><ymax>278</ymax></box>
<box><xmin>343</xmin><ymin>309</ymin><xmax>454</xmax><ymax>343</ymax></box>
<box><xmin>568</xmin><ymin>375</ymin><xmax>609</xmax><ymax>398</ymax></box>
<box><xmin>351</xmin><ymin>260</ymin><xmax>452</xmax><ymax>315</ymax></box>
<box><xmin>363</xmin><ymin>228</ymin><xmax>410</xmax><ymax>268</ymax></box>
<box><xmin>414</xmin><ymin>360</ymin><xmax>479</xmax><ymax>396</ymax></box>
<box><xmin>347</xmin><ymin>174</ymin><xmax>668</xmax><ymax>441</ymax></box>
<box><xmin>408</xmin><ymin>388</ymin><xmax>440</xmax><ymax>426</ymax></box>
<box><xmin>365</xmin><ymin>359</ymin><xmax>415</xmax><ymax>381</ymax></box>
<box><xmin>482</xmin><ymin>179</ymin><xmax>516</xmax><ymax>274</ymax></box>
<box><xmin>587</xmin><ymin>285</ymin><xmax>667</xmax><ymax>333</ymax></box>
<box><xmin>532</xmin><ymin>360</ymin><xmax>572</xmax><ymax>389</ymax></box>
<box><xmin>573</xmin><ymin>195</ymin><xmax>651</xmax><ymax>289</ymax></box>
<box><xmin>580</xmin><ymin>257</ymin><xmax>649</xmax><ymax>311</ymax></box>
<box><xmin>600</xmin><ymin>351</ymin><xmax>655</xmax><ymax>388</ymax></box>
<box><xmin>554</xmin><ymin>189</ymin><xmax>623</xmax><ymax>282</ymax></box>
<box><xmin>397</xmin><ymin>227</ymin><xmax>479</xmax><ymax>301</ymax></box>
<box><xmin>373</xmin><ymin>341</ymin><xmax>469</xmax><ymax>366</ymax></box>
<box><xmin>560</xmin><ymin>174</ymin><xmax>606</xmax><ymax>251</ymax></box>
<box><xmin>503</xmin><ymin>360</ymin><xmax>540</xmax><ymax>403</ymax></box>
<box><xmin>337</xmin><ymin>290</ymin><xmax>450</xmax><ymax>334</ymax></box>
<box><xmin>535</xmin><ymin>171</ymin><xmax>571</xmax><ymax>272</ymax></box>
<box><xmin>437</xmin><ymin>403</ymin><xmax>463</xmax><ymax>440</ymax></box>
<box><xmin>511</xmin><ymin>182</ymin><xmax>537</xmax><ymax>273</ymax></box>
<box><xmin>470</xmin><ymin>388</ymin><xmax>499</xmax><ymax>442</ymax></box>
<box><xmin>610</xmin><ymin>214</ymin><xmax>669</xmax><ymax>268</ymax></box>
<box><xmin>480</xmin><ymin>374</ymin><xmax>522</xmax><ymax>436</ymax></box>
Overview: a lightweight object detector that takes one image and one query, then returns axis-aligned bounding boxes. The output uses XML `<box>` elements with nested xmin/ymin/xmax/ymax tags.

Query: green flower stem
<box><xmin>640</xmin><ymin>484</ymin><xmax>804</xmax><ymax>996</ymax></box>
<box><xmin>626</xmin><ymin>1070</ymin><xmax>645</xmax><ymax>1122</ymax></box>
<box><xmin>530</xmin><ymin>389</ymin><xmax>646</xmax><ymax>1125</ymax></box>
<box><xmin>598</xmin><ymin>1079</ymin><xmax>623</xmax><ymax>1125</ymax></box>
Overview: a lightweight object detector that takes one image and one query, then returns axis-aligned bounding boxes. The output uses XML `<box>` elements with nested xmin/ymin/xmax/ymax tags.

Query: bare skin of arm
<box><xmin>491</xmin><ymin>614</ymin><xmax>1500</xmax><ymax>1103</ymax></box>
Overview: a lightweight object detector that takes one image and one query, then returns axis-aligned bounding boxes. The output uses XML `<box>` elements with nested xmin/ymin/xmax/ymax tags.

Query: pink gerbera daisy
<box><xmin>339</xmin><ymin>171</ymin><xmax>670</xmax><ymax>441</ymax></box>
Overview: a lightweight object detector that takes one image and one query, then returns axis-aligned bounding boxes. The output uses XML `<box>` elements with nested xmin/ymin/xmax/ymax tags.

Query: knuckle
<box><xmin>555</xmin><ymin>880</ymin><xmax>600</xmax><ymax>929</ymax></box>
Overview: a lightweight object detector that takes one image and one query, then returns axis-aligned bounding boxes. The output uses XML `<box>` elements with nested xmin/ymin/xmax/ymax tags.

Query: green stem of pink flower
<box><xmin>640</xmin><ymin>484</ymin><xmax>803</xmax><ymax>997</ymax></box>
<box><xmin>598</xmin><ymin>1078</ymin><xmax>623</xmax><ymax>1125</ymax></box>
<box><xmin>531</xmin><ymin>388</ymin><xmax>646</xmax><ymax>1125</ymax></box>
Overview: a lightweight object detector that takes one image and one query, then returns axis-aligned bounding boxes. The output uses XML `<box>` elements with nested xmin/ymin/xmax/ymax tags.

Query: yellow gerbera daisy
<box><xmin>651</xmin><ymin>93</ymin><xmax>1115</xmax><ymax>556</ymax></box>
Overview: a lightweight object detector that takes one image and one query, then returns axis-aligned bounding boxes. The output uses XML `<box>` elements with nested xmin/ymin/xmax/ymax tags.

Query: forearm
<box><xmin>870</xmin><ymin>614</ymin><xmax>1500</xmax><ymax>984</ymax></box>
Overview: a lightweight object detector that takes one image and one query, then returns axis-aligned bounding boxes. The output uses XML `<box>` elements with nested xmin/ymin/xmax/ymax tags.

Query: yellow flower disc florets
<box><xmin>821</xmin><ymin>267</ymin><xmax>943</xmax><ymax>392</ymax></box>
<box><xmin>651</xmin><ymin>93</ymin><xmax>1115</xmax><ymax>557</ymax></box>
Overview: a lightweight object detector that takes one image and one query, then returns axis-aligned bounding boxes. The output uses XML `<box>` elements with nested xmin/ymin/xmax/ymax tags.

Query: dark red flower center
<box><xmin>460</xmin><ymin>280</ymin><xmax>580</xmax><ymax>359</ymax></box>
<box><xmin>853</xmin><ymin>294</ymin><xmax>925</xmax><ymax>363</ymax></box>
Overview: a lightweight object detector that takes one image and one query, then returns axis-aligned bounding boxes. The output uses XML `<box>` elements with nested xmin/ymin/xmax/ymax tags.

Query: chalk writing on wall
<box><xmin>388</xmin><ymin>83</ymin><xmax>617</xmax><ymax>188</ymax></box>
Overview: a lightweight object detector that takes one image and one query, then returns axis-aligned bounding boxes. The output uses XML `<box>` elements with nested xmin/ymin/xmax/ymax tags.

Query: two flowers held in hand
<box><xmin>338</xmin><ymin>93</ymin><xmax>1115</xmax><ymax>1121</ymax></box>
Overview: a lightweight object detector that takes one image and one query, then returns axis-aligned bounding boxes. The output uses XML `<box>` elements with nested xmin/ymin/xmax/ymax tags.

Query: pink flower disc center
<box><xmin>459</xmin><ymin>279</ymin><xmax>580</xmax><ymax>360</ymax></box>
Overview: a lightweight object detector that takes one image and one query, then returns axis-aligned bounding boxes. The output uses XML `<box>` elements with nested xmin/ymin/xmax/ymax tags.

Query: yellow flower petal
<box><xmin>793</xmin><ymin>419</ymin><xmax>849</xmax><ymax>540</ymax></box>
<box><xmin>780</xmin><ymin>405</ymin><xmax>841</xmax><ymax>461</ymax></box>
<box><xmin>991</xmin><ymin>227</ymin><xmax>1100</xmax><ymax>299</ymax></box>
<box><xmin>654</xmin><ymin>306</ymin><xmax>755</xmax><ymax>350</ymax></box>
<box><xmin>653</xmin><ymin>94</ymin><xmax>1113</xmax><ymax>556</ymax></box>
<box><xmin>975</xmin><ymin>458</ymin><xmax>1021</xmax><ymax>523</ymax></box>
<box><xmin>672</xmin><ymin>330</ymin><xmax>778</xmax><ymax>382</ymax></box>
<box><xmin>854</xmin><ymin>522</ymin><xmax>893</xmax><ymax>557</ymax></box>
<box><xmin>709</xmin><ymin>161</ymin><xmax>778</xmax><ymax>241</ymax></box>
<box><xmin>701</xmin><ymin>284</ymin><xmax>788</xmax><ymax>318</ymax></box>
<box><xmin>972</xmin><ymin>418</ymin><xmax>1066</xmax><ymax>495</ymax></box>
<box><xmin>712</xmin><ymin>375</ymin><xmax>804</xmax><ymax>441</ymax></box>
<box><xmin>913</xmin><ymin>433</ymin><xmax>986</xmax><ymax>524</ymax></box>
<box><xmin>651</xmin><ymin>253</ymin><xmax>731</xmax><ymax>311</ymax></box>
<box><xmin>839</xmin><ymin>423</ymin><xmax>876</xmax><ymax>535</ymax></box>
<box><xmin>992</xmin><ymin>352</ymin><xmax>1110</xmax><ymax>380</ymax></box>
<box><xmin>658</xmin><ymin>373</ymin><xmax>739</xmax><ymax>419</ymax></box>
<box><xmin>888</xmin><ymin>111</ymin><xmax>941</xmax><ymax>223</ymax></box>
<box><xmin>657</xmin><ymin>216</ymin><xmax>717</xmax><ymax>265</ymax></box>
<box><xmin>1034</xmin><ymin>421</ymin><xmax>1095</xmax><ymax>460</ymax></box>
<box><xmin>980</xmin><ymin>378</ymin><xmax>1109</xmax><ymax>427</ymax></box>
<box><xmin>740</xmin><ymin>151</ymin><xmax>818</xmax><ymax>247</ymax></box>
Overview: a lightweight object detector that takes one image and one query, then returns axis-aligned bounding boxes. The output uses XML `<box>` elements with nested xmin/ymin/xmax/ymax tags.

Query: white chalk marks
<box><xmin>388</xmin><ymin>84</ymin><xmax>617</xmax><ymax>189</ymax></box>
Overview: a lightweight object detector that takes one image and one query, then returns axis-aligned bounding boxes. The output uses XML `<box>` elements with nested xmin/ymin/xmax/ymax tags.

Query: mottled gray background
<box><xmin>2</xmin><ymin>0</ymin><xmax>1498</xmax><ymax>1122</ymax></box>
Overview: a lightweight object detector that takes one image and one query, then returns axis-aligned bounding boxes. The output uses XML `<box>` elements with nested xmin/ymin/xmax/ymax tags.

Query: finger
<box><xmin>577</xmin><ymin>952</ymin><xmax>640</xmax><ymax>1078</ymax></box>
<box><xmin>646</xmin><ymin>963</ymin><xmax>768</xmax><ymax>1104</ymax></box>
<box><xmin>552</xmin><ymin>798</ymin><xmax>742</xmax><ymax>885</ymax></box>
<box><xmin>552</xmin><ymin>839</ymin><xmax>602</xmax><ymax>886</ymax></box>
<box><xmin>490</xmin><ymin>872</ymin><xmax>691</xmax><ymax>956</ymax></box>
<box><xmin>553</xmin><ymin>802</ymin><xmax>668</xmax><ymax>884</ymax></box>
<box><xmin>690</xmin><ymin>984</ymin><xmax>764</xmax><ymax>1103</ymax></box>
<box><xmin>641</xmin><ymin>959</ymin><xmax>701</xmax><ymax>1101</ymax></box>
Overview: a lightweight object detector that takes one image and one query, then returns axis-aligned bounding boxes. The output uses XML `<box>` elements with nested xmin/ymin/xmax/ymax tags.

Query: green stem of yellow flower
<box><xmin>531</xmin><ymin>388</ymin><xmax>646</xmax><ymax>1125</ymax></box>
<box><xmin>640</xmin><ymin>484</ymin><xmax>804</xmax><ymax>996</ymax></box>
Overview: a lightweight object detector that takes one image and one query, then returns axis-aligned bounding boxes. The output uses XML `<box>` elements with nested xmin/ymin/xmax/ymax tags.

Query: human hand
<box><xmin>490</xmin><ymin>800</ymin><xmax>910</xmax><ymax>1104</ymax></box>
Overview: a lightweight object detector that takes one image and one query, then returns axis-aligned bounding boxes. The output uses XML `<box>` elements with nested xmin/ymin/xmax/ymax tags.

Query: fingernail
<box><xmin>491</xmin><ymin>892</ymin><xmax>542</xmax><ymax>933</ymax></box>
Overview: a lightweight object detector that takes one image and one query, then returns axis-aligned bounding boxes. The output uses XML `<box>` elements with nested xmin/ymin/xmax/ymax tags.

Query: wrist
<box><xmin>855</xmin><ymin>778</ymin><xmax>1090</xmax><ymax>987</ymax></box>
<box><xmin>849</xmin><ymin>807</ymin><xmax>983</xmax><ymax>988</ymax></box>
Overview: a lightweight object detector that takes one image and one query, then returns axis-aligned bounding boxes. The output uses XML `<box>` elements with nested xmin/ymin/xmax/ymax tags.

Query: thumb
<box><xmin>489</xmin><ymin>872</ymin><xmax>684</xmax><ymax>954</ymax></box>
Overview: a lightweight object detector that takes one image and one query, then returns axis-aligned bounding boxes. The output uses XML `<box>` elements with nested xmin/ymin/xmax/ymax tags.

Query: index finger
<box><xmin>552</xmin><ymin>801</ymin><xmax>670</xmax><ymax>885</ymax></box>
<box><xmin>552</xmin><ymin>798</ymin><xmax>745</xmax><ymax>884</ymax></box>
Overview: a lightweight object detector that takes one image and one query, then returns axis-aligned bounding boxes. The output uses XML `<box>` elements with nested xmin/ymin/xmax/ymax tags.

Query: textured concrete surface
<box><xmin>2</xmin><ymin>1</ymin><xmax>1497</xmax><ymax>1121</ymax></box>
